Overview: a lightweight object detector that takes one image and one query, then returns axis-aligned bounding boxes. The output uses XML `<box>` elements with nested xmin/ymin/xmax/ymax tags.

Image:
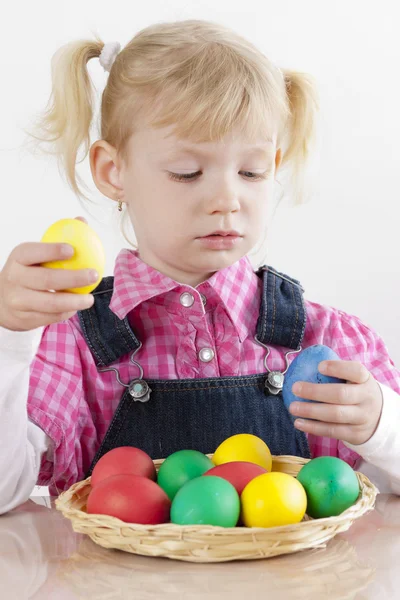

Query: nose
<box><xmin>206</xmin><ymin>176</ymin><xmax>241</xmax><ymax>215</ymax></box>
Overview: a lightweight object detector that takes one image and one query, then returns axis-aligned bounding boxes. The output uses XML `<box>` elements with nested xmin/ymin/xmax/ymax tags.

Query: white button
<box><xmin>180</xmin><ymin>292</ymin><xmax>194</xmax><ymax>307</ymax></box>
<box><xmin>199</xmin><ymin>347</ymin><xmax>215</xmax><ymax>362</ymax></box>
<box><xmin>200</xmin><ymin>293</ymin><xmax>207</xmax><ymax>306</ymax></box>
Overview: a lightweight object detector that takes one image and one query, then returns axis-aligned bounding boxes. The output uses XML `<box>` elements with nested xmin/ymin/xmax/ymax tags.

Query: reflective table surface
<box><xmin>1</xmin><ymin>493</ymin><xmax>399</xmax><ymax>599</ymax></box>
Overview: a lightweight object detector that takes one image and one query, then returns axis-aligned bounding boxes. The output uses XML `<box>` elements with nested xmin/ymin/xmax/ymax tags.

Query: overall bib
<box><xmin>79</xmin><ymin>265</ymin><xmax>311</xmax><ymax>478</ymax></box>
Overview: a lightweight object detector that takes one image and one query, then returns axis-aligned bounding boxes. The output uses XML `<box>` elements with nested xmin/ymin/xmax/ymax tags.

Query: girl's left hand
<box><xmin>289</xmin><ymin>360</ymin><xmax>383</xmax><ymax>445</ymax></box>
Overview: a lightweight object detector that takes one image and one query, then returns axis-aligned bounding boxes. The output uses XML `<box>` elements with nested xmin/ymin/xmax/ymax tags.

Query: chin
<box><xmin>197</xmin><ymin>250</ymin><xmax>244</xmax><ymax>270</ymax></box>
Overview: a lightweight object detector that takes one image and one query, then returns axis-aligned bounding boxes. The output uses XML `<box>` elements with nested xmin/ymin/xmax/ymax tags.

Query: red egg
<box><xmin>203</xmin><ymin>461</ymin><xmax>268</xmax><ymax>495</ymax></box>
<box><xmin>91</xmin><ymin>446</ymin><xmax>156</xmax><ymax>488</ymax></box>
<box><xmin>86</xmin><ymin>474</ymin><xmax>171</xmax><ymax>524</ymax></box>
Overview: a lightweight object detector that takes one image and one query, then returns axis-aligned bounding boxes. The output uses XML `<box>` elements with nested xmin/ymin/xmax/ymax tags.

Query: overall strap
<box><xmin>254</xmin><ymin>265</ymin><xmax>306</xmax><ymax>350</ymax></box>
<box><xmin>78</xmin><ymin>265</ymin><xmax>306</xmax><ymax>367</ymax></box>
<box><xmin>78</xmin><ymin>276</ymin><xmax>140</xmax><ymax>367</ymax></box>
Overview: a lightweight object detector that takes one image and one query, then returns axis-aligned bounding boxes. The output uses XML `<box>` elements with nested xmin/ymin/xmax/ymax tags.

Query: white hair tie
<box><xmin>99</xmin><ymin>41</ymin><xmax>121</xmax><ymax>73</ymax></box>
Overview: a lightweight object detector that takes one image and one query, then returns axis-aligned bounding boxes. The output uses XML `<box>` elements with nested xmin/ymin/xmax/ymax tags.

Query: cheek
<box><xmin>243</xmin><ymin>197</ymin><xmax>270</xmax><ymax>244</ymax></box>
<box><xmin>246</xmin><ymin>194</ymin><xmax>269</xmax><ymax>223</ymax></box>
<box><xmin>129</xmin><ymin>197</ymin><xmax>185</xmax><ymax>238</ymax></box>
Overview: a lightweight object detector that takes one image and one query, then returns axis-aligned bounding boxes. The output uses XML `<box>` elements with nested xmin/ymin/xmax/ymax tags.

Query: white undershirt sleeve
<box><xmin>0</xmin><ymin>326</ymin><xmax>52</xmax><ymax>514</ymax></box>
<box><xmin>344</xmin><ymin>381</ymin><xmax>400</xmax><ymax>495</ymax></box>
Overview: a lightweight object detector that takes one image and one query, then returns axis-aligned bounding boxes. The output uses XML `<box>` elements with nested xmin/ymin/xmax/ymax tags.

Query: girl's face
<box><xmin>95</xmin><ymin>123</ymin><xmax>281</xmax><ymax>287</ymax></box>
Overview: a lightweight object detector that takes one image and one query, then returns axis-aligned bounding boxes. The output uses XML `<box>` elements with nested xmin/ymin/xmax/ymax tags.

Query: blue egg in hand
<box><xmin>282</xmin><ymin>344</ymin><xmax>346</xmax><ymax>411</ymax></box>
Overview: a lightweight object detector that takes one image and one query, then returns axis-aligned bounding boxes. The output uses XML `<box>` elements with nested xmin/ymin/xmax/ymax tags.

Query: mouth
<box><xmin>195</xmin><ymin>231</ymin><xmax>243</xmax><ymax>250</ymax></box>
<box><xmin>197</xmin><ymin>230</ymin><xmax>242</xmax><ymax>238</ymax></box>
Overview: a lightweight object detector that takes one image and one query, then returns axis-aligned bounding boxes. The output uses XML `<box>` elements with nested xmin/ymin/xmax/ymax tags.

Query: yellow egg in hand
<box><xmin>212</xmin><ymin>434</ymin><xmax>272</xmax><ymax>472</ymax></box>
<box><xmin>41</xmin><ymin>219</ymin><xmax>105</xmax><ymax>294</ymax></box>
<box><xmin>241</xmin><ymin>472</ymin><xmax>307</xmax><ymax>528</ymax></box>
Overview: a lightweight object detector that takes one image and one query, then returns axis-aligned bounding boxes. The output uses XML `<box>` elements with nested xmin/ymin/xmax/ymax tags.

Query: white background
<box><xmin>1</xmin><ymin>1</ymin><xmax>399</xmax><ymax>496</ymax></box>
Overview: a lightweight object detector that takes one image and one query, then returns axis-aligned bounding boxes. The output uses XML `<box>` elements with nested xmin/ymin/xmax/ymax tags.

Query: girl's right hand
<box><xmin>0</xmin><ymin>218</ymin><xmax>98</xmax><ymax>332</ymax></box>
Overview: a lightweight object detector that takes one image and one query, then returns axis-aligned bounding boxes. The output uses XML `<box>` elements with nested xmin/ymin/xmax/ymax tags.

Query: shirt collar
<box><xmin>109</xmin><ymin>249</ymin><xmax>261</xmax><ymax>342</ymax></box>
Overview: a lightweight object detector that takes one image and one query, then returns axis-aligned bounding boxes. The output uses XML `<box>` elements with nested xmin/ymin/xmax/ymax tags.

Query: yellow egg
<box><xmin>41</xmin><ymin>219</ymin><xmax>105</xmax><ymax>294</ymax></box>
<box><xmin>241</xmin><ymin>472</ymin><xmax>307</xmax><ymax>528</ymax></box>
<box><xmin>212</xmin><ymin>434</ymin><xmax>272</xmax><ymax>472</ymax></box>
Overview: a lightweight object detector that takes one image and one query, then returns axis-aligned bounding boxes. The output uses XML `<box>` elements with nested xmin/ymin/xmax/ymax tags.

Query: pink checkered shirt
<box><xmin>27</xmin><ymin>249</ymin><xmax>400</xmax><ymax>494</ymax></box>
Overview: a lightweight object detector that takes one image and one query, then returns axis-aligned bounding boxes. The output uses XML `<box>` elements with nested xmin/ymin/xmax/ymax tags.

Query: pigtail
<box><xmin>280</xmin><ymin>70</ymin><xmax>320</xmax><ymax>205</ymax></box>
<box><xmin>24</xmin><ymin>36</ymin><xmax>104</xmax><ymax>201</ymax></box>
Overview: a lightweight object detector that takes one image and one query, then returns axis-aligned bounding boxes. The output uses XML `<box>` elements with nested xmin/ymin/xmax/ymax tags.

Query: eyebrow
<box><xmin>161</xmin><ymin>144</ymin><xmax>275</xmax><ymax>160</ymax></box>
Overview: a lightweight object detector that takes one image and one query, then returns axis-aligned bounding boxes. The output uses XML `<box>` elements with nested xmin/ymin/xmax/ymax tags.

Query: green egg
<box><xmin>297</xmin><ymin>456</ymin><xmax>360</xmax><ymax>518</ymax></box>
<box><xmin>171</xmin><ymin>475</ymin><xmax>240</xmax><ymax>527</ymax></box>
<box><xmin>157</xmin><ymin>449</ymin><xmax>214</xmax><ymax>500</ymax></box>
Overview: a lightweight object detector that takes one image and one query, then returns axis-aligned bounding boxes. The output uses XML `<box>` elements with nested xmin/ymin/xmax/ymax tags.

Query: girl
<box><xmin>0</xmin><ymin>20</ymin><xmax>399</xmax><ymax>512</ymax></box>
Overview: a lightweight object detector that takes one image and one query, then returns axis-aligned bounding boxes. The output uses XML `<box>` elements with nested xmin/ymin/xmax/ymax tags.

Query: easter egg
<box><xmin>171</xmin><ymin>475</ymin><xmax>240</xmax><ymax>527</ymax></box>
<box><xmin>297</xmin><ymin>456</ymin><xmax>360</xmax><ymax>518</ymax></box>
<box><xmin>203</xmin><ymin>461</ymin><xmax>268</xmax><ymax>495</ymax></box>
<box><xmin>212</xmin><ymin>434</ymin><xmax>272</xmax><ymax>472</ymax></box>
<box><xmin>41</xmin><ymin>218</ymin><xmax>105</xmax><ymax>294</ymax></box>
<box><xmin>282</xmin><ymin>345</ymin><xmax>346</xmax><ymax>411</ymax></box>
<box><xmin>90</xmin><ymin>446</ymin><xmax>156</xmax><ymax>488</ymax></box>
<box><xmin>241</xmin><ymin>472</ymin><xmax>307</xmax><ymax>528</ymax></box>
<box><xmin>86</xmin><ymin>473</ymin><xmax>171</xmax><ymax>524</ymax></box>
<box><xmin>157</xmin><ymin>450</ymin><xmax>214</xmax><ymax>501</ymax></box>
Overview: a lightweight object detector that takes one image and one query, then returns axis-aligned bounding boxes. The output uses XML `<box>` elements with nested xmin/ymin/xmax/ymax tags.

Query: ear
<box><xmin>89</xmin><ymin>140</ymin><xmax>125</xmax><ymax>203</ymax></box>
<box><xmin>275</xmin><ymin>148</ymin><xmax>282</xmax><ymax>171</ymax></box>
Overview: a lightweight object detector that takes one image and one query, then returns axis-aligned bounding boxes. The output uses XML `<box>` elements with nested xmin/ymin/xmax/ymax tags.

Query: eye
<box><xmin>240</xmin><ymin>171</ymin><xmax>267</xmax><ymax>180</ymax></box>
<box><xmin>168</xmin><ymin>171</ymin><xmax>201</xmax><ymax>182</ymax></box>
<box><xmin>168</xmin><ymin>170</ymin><xmax>268</xmax><ymax>182</ymax></box>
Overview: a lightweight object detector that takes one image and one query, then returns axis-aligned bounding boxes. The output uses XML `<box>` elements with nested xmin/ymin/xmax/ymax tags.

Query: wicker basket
<box><xmin>55</xmin><ymin>454</ymin><xmax>378</xmax><ymax>563</ymax></box>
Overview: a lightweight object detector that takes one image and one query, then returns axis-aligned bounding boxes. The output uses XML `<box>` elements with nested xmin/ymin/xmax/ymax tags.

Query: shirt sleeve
<box><xmin>0</xmin><ymin>326</ymin><xmax>52</xmax><ymax>514</ymax></box>
<box><xmin>328</xmin><ymin>309</ymin><xmax>400</xmax><ymax>494</ymax></box>
<box><xmin>27</xmin><ymin>319</ymin><xmax>89</xmax><ymax>495</ymax></box>
<box><xmin>345</xmin><ymin>382</ymin><xmax>400</xmax><ymax>494</ymax></box>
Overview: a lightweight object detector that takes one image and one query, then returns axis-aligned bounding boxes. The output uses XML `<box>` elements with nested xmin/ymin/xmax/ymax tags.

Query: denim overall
<box><xmin>79</xmin><ymin>264</ymin><xmax>311</xmax><ymax>478</ymax></box>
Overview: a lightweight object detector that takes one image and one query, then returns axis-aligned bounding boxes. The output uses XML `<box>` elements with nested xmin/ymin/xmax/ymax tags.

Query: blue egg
<box><xmin>282</xmin><ymin>344</ymin><xmax>346</xmax><ymax>411</ymax></box>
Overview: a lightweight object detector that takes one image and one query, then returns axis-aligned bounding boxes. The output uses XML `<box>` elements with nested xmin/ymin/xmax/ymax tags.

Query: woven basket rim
<box><xmin>55</xmin><ymin>454</ymin><xmax>378</xmax><ymax>533</ymax></box>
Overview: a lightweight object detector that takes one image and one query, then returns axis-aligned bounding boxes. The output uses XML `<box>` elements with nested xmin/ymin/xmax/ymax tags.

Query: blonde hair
<box><xmin>25</xmin><ymin>19</ymin><xmax>320</xmax><ymax>249</ymax></box>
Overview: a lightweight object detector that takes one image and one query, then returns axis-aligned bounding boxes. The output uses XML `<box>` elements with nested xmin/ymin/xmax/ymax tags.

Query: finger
<box><xmin>16</xmin><ymin>310</ymin><xmax>80</xmax><ymax>329</ymax></box>
<box><xmin>12</xmin><ymin>242</ymin><xmax>75</xmax><ymax>267</ymax></box>
<box><xmin>74</xmin><ymin>216</ymin><xmax>88</xmax><ymax>224</ymax></box>
<box><xmin>292</xmin><ymin>381</ymin><xmax>360</xmax><ymax>405</ymax></box>
<box><xmin>18</xmin><ymin>263</ymin><xmax>99</xmax><ymax>292</ymax></box>
<box><xmin>10</xmin><ymin>288</ymin><xmax>94</xmax><ymax>314</ymax></box>
<box><xmin>293</xmin><ymin>418</ymin><xmax>344</xmax><ymax>438</ymax></box>
<box><xmin>318</xmin><ymin>360</ymin><xmax>371</xmax><ymax>385</ymax></box>
<box><xmin>293</xmin><ymin>418</ymin><xmax>363</xmax><ymax>443</ymax></box>
<box><xmin>289</xmin><ymin>400</ymin><xmax>361</xmax><ymax>425</ymax></box>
